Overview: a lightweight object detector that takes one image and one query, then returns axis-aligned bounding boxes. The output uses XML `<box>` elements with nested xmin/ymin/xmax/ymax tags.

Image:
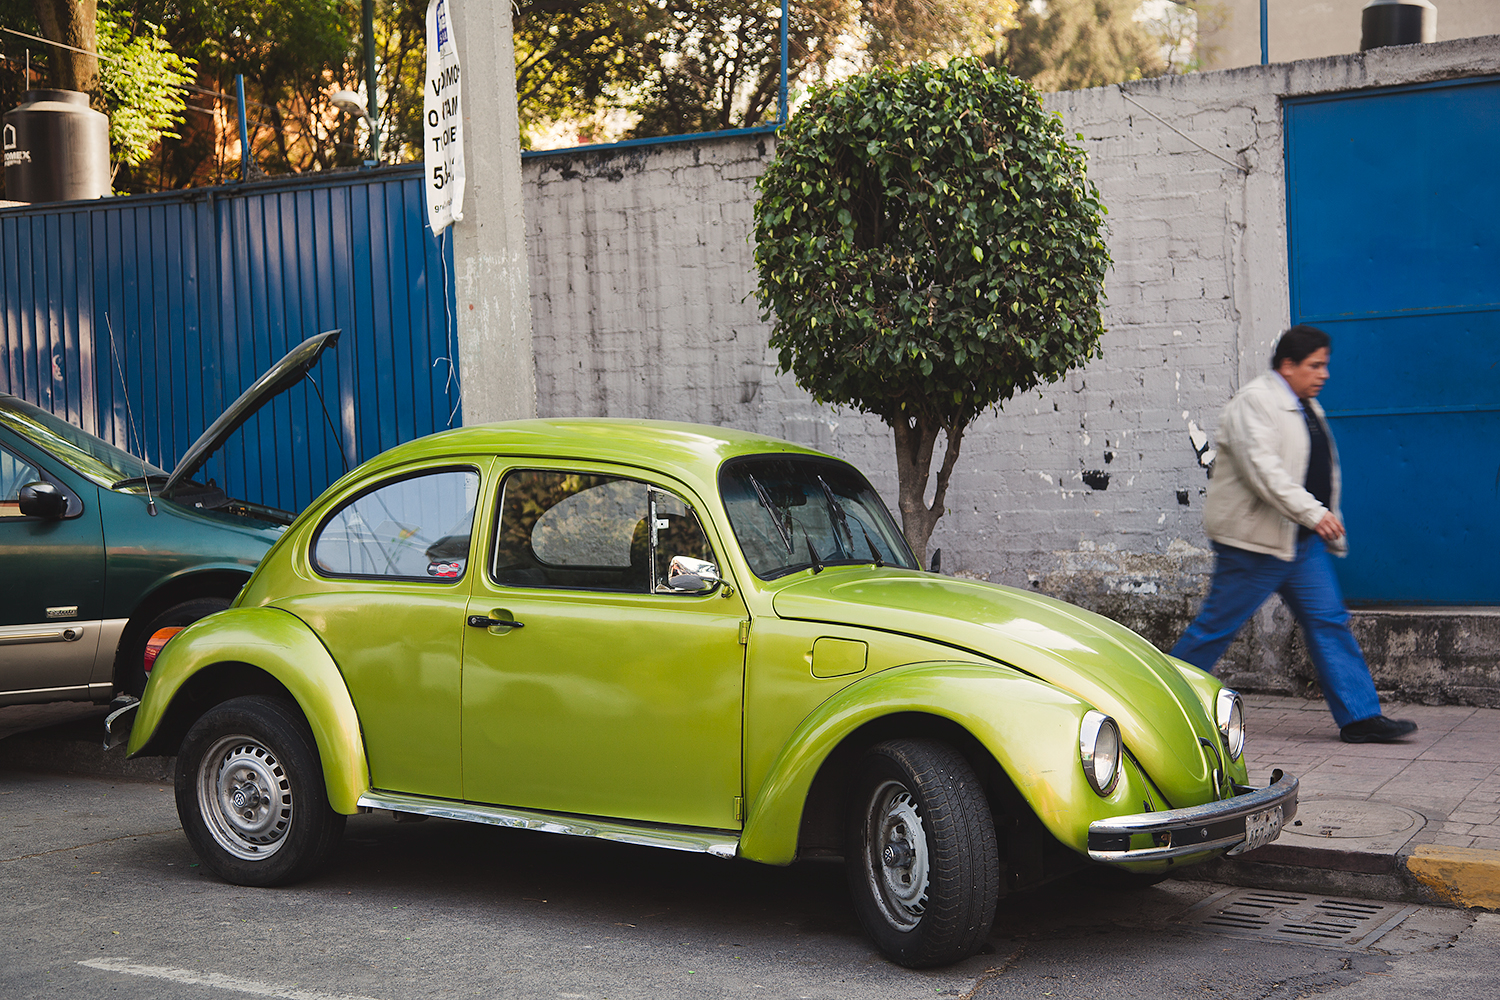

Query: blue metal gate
<box><xmin>0</xmin><ymin>165</ymin><xmax>459</xmax><ymax>515</ymax></box>
<box><xmin>1285</xmin><ymin>76</ymin><xmax>1500</xmax><ymax>604</ymax></box>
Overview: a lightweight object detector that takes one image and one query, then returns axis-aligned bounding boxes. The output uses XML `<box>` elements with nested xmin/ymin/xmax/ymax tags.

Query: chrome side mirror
<box><xmin>665</xmin><ymin>555</ymin><xmax>721</xmax><ymax>593</ymax></box>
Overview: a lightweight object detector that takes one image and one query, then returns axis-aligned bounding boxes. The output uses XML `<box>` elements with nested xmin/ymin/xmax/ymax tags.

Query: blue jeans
<box><xmin>1170</xmin><ymin>535</ymin><xmax>1381</xmax><ymax>728</ymax></box>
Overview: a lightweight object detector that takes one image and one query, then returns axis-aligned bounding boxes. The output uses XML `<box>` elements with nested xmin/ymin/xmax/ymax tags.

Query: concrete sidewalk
<box><xmin>1196</xmin><ymin>693</ymin><xmax>1500</xmax><ymax>912</ymax></box>
<box><xmin>3</xmin><ymin>694</ymin><xmax>1499</xmax><ymax>914</ymax></box>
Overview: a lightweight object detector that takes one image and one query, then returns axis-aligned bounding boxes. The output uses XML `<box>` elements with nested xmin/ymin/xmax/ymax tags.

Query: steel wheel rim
<box><xmin>863</xmin><ymin>779</ymin><xmax>930</xmax><ymax>930</ymax></box>
<box><xmin>197</xmin><ymin>733</ymin><xmax>293</xmax><ymax>861</ymax></box>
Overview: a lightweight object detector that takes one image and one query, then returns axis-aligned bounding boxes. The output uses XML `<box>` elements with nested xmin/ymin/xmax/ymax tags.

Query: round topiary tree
<box><xmin>753</xmin><ymin>57</ymin><xmax>1110</xmax><ymax>566</ymax></box>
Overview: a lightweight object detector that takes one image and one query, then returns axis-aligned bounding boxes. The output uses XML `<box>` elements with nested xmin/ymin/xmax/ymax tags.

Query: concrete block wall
<box><xmin>521</xmin><ymin>34</ymin><xmax>1500</xmax><ymax>706</ymax></box>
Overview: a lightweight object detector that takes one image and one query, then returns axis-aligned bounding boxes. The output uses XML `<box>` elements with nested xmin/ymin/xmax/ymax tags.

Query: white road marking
<box><xmin>79</xmin><ymin>958</ymin><xmax>384</xmax><ymax>1000</ymax></box>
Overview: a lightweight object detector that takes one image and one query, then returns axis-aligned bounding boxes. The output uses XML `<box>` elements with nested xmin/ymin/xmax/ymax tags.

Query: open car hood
<box><xmin>772</xmin><ymin>570</ymin><xmax>1221</xmax><ymax>805</ymax></box>
<box><xmin>163</xmin><ymin>329</ymin><xmax>341</xmax><ymax>497</ymax></box>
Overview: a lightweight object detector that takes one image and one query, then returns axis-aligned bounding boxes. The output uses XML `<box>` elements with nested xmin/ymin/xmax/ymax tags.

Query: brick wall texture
<box><xmin>520</xmin><ymin>35</ymin><xmax>1500</xmax><ymax>698</ymax></box>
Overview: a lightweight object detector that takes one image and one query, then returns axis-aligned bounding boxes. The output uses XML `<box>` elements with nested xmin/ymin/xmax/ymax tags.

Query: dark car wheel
<box><xmin>175</xmin><ymin>696</ymin><xmax>345</xmax><ymax>887</ymax></box>
<box><xmin>845</xmin><ymin>739</ymin><xmax>1000</xmax><ymax>968</ymax></box>
<box><xmin>118</xmin><ymin>596</ymin><xmax>233</xmax><ymax>697</ymax></box>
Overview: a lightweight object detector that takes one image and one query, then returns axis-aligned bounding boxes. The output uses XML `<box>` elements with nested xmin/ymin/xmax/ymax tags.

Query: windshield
<box><xmin>0</xmin><ymin>396</ymin><xmax>167</xmax><ymax>488</ymax></box>
<box><xmin>720</xmin><ymin>455</ymin><xmax>917</xmax><ymax>579</ymax></box>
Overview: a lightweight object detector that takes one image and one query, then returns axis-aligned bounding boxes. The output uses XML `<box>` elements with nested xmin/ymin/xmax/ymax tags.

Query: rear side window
<box><xmin>312</xmin><ymin>468</ymin><xmax>480</xmax><ymax>580</ymax></box>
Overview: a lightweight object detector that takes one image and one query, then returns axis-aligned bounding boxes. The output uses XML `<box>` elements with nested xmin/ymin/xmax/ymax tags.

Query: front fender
<box><xmin>127</xmin><ymin>606</ymin><xmax>369</xmax><ymax>814</ymax></box>
<box><xmin>739</xmin><ymin>661</ymin><xmax>1156</xmax><ymax>865</ymax></box>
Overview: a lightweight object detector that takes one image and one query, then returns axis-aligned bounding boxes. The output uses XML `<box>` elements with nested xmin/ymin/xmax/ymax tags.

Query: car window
<box><xmin>0</xmin><ymin>445</ymin><xmax>42</xmax><ymax>519</ymax></box>
<box><xmin>492</xmin><ymin>470</ymin><xmax>716</xmax><ymax>593</ymax></box>
<box><xmin>311</xmin><ymin>468</ymin><xmax>480</xmax><ymax>580</ymax></box>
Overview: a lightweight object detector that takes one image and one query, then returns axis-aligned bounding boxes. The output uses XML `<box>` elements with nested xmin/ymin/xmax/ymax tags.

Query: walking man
<box><xmin>1171</xmin><ymin>325</ymin><xmax>1417</xmax><ymax>744</ymax></box>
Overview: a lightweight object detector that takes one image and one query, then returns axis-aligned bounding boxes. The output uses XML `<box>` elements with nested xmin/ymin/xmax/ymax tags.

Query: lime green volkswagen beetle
<box><xmin>112</xmin><ymin>419</ymin><xmax>1296</xmax><ymax>967</ymax></box>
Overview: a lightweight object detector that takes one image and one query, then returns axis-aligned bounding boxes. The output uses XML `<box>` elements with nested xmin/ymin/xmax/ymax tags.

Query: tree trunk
<box><xmin>33</xmin><ymin>0</ymin><xmax>100</xmax><ymax>95</ymax></box>
<box><xmin>890</xmin><ymin>415</ymin><xmax>966</xmax><ymax>571</ymax></box>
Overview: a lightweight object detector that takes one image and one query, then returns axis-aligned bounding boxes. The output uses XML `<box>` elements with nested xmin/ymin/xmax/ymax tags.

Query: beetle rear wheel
<box><xmin>846</xmin><ymin>739</ymin><xmax>999</xmax><ymax>968</ymax></box>
<box><xmin>175</xmin><ymin>696</ymin><xmax>345</xmax><ymax>886</ymax></box>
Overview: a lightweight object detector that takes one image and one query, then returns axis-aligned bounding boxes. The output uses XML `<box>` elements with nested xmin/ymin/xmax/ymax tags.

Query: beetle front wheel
<box><xmin>175</xmin><ymin>696</ymin><xmax>345</xmax><ymax>887</ymax></box>
<box><xmin>846</xmin><ymin>739</ymin><xmax>999</xmax><ymax>968</ymax></box>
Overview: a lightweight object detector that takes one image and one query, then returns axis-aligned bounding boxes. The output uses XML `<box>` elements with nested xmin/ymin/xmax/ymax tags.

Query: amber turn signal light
<box><xmin>143</xmin><ymin>626</ymin><xmax>186</xmax><ymax>673</ymax></box>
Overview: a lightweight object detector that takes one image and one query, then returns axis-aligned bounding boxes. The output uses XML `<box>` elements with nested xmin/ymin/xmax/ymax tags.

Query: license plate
<box><xmin>1234</xmin><ymin>805</ymin><xmax>1285</xmax><ymax>854</ymax></box>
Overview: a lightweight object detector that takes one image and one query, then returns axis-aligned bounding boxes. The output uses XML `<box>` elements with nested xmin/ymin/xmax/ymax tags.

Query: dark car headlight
<box><xmin>1079</xmin><ymin>710</ymin><xmax>1121</xmax><ymax>796</ymax></box>
<box><xmin>1216</xmin><ymin>688</ymin><xmax>1245</xmax><ymax>761</ymax></box>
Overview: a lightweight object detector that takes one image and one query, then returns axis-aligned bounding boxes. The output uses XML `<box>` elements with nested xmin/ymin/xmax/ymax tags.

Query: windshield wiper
<box><xmin>817</xmin><ymin>475</ymin><xmax>854</xmax><ymax>556</ymax></box>
<box><xmin>805</xmin><ymin>532</ymin><xmax>824</xmax><ymax>574</ymax></box>
<box><xmin>819</xmin><ymin>475</ymin><xmax>885</xmax><ymax>567</ymax></box>
<box><xmin>856</xmin><ymin>521</ymin><xmax>885</xmax><ymax>568</ymax></box>
<box><xmin>746</xmin><ymin>473</ymin><xmax>794</xmax><ymax>553</ymax></box>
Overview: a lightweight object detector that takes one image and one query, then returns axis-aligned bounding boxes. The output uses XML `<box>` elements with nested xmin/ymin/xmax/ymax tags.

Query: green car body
<box><xmin>0</xmin><ymin>330</ymin><xmax>338</xmax><ymax>704</ymax></box>
<box><xmin>120</xmin><ymin>418</ymin><xmax>1296</xmax><ymax>968</ymax></box>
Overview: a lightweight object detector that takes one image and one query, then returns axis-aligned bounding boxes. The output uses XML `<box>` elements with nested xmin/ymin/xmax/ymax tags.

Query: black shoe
<box><xmin>1340</xmin><ymin>715</ymin><xmax>1418</xmax><ymax>744</ymax></box>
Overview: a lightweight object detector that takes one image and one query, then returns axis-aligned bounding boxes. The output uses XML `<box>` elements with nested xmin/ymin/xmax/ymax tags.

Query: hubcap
<box><xmin>197</xmin><ymin>734</ymin><xmax>293</xmax><ymax>861</ymax></box>
<box><xmin>863</xmin><ymin>780</ymin><xmax>930</xmax><ymax>930</ymax></box>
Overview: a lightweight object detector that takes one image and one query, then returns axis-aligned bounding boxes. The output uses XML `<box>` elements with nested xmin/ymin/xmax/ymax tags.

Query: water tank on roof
<box><xmin>3</xmin><ymin>90</ymin><xmax>110</xmax><ymax>204</ymax></box>
<box><xmin>1361</xmin><ymin>0</ymin><xmax>1437</xmax><ymax>51</ymax></box>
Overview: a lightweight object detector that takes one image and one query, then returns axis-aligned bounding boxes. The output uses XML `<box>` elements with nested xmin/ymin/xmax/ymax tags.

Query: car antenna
<box><xmin>105</xmin><ymin>315</ymin><xmax>156</xmax><ymax>516</ymax></box>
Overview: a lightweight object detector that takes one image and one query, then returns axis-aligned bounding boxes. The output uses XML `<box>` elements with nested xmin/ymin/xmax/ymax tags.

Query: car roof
<box><xmin>352</xmin><ymin>418</ymin><xmax>834</xmax><ymax>493</ymax></box>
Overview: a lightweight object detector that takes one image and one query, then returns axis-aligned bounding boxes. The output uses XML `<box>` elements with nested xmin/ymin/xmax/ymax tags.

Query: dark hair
<box><xmin>1271</xmin><ymin>325</ymin><xmax>1331</xmax><ymax>369</ymax></box>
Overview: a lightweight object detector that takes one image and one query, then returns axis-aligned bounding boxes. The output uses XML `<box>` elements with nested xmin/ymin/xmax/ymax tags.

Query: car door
<box><xmin>0</xmin><ymin>437</ymin><xmax>107</xmax><ymax>702</ymax></box>
<box><xmin>461</xmin><ymin>463</ymin><xmax>748</xmax><ymax>831</ymax></box>
<box><xmin>282</xmin><ymin>460</ymin><xmax>489</xmax><ymax>800</ymax></box>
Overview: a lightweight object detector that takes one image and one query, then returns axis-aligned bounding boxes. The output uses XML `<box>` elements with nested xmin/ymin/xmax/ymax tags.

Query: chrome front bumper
<box><xmin>1087</xmin><ymin>769</ymin><xmax>1298</xmax><ymax>863</ymax></box>
<box><xmin>103</xmin><ymin>695</ymin><xmax>139</xmax><ymax>751</ymax></box>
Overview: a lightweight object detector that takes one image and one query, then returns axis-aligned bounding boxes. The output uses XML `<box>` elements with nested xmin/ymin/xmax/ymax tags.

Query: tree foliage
<box><xmin>514</xmin><ymin>0</ymin><xmax>1019</xmax><ymax>146</ymax></box>
<box><xmin>96</xmin><ymin>1</ymin><xmax>196</xmax><ymax>174</ymax></box>
<box><xmin>1001</xmin><ymin>0</ymin><xmax>1166</xmax><ymax>91</ymax></box>
<box><xmin>753</xmin><ymin>59</ymin><xmax>1109</xmax><ymax>562</ymax></box>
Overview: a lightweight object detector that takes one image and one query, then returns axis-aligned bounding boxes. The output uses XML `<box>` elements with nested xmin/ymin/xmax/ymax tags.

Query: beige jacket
<box><xmin>1202</xmin><ymin>371</ymin><xmax>1345</xmax><ymax>561</ymax></box>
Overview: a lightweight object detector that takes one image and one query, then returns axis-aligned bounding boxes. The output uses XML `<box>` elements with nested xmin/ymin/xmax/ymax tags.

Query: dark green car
<box><xmin>0</xmin><ymin>331</ymin><xmax>338</xmax><ymax>704</ymax></box>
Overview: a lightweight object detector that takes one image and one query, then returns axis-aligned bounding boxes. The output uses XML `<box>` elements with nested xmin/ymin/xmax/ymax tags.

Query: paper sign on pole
<box><xmin>424</xmin><ymin>0</ymin><xmax>465</xmax><ymax>234</ymax></box>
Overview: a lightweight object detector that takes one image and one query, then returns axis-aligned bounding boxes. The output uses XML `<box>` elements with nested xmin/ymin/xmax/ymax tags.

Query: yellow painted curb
<box><xmin>1405</xmin><ymin>845</ymin><xmax>1500</xmax><ymax>910</ymax></box>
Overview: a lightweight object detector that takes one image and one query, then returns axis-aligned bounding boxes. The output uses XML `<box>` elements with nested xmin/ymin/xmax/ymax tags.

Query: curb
<box><xmin>1404</xmin><ymin>844</ymin><xmax>1500</xmax><ymax>910</ymax></box>
<box><xmin>1177</xmin><ymin>841</ymin><xmax>1500</xmax><ymax>913</ymax></box>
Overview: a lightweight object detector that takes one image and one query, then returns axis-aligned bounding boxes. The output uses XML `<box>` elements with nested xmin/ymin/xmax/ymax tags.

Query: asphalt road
<box><xmin>3</xmin><ymin>767</ymin><xmax>1498</xmax><ymax>1000</ymax></box>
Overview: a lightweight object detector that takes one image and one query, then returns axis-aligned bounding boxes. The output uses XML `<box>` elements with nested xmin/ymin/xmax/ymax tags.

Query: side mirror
<box><xmin>665</xmin><ymin>555</ymin><xmax>721</xmax><ymax>593</ymax></box>
<box><xmin>19</xmin><ymin>481</ymin><xmax>67</xmax><ymax>519</ymax></box>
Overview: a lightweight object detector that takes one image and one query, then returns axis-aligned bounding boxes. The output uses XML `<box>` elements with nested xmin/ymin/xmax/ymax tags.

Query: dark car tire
<box><xmin>118</xmin><ymin>596</ymin><xmax>234</xmax><ymax>697</ymax></box>
<box><xmin>175</xmin><ymin>696</ymin><xmax>346</xmax><ymax>887</ymax></box>
<box><xmin>845</xmin><ymin>739</ymin><xmax>1000</xmax><ymax>968</ymax></box>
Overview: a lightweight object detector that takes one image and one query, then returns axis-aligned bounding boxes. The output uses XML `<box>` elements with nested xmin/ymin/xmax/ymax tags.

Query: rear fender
<box><xmin>739</xmin><ymin>661</ymin><xmax>1154</xmax><ymax>865</ymax></box>
<box><xmin>126</xmin><ymin>606</ymin><xmax>369</xmax><ymax>813</ymax></box>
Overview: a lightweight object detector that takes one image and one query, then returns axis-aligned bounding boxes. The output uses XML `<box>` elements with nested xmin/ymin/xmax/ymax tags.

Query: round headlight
<box><xmin>1079</xmin><ymin>710</ymin><xmax>1121</xmax><ymax>796</ymax></box>
<box><xmin>1216</xmin><ymin>688</ymin><xmax>1245</xmax><ymax>761</ymax></box>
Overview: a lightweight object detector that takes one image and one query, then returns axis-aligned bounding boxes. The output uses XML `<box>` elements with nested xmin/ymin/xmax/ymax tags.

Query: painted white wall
<box><xmin>520</xmin><ymin>35</ymin><xmax>1500</xmax><ymax>693</ymax></box>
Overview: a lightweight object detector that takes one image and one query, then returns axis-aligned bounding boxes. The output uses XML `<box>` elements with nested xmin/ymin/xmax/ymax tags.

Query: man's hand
<box><xmin>1314</xmin><ymin>511</ymin><xmax>1345</xmax><ymax>541</ymax></box>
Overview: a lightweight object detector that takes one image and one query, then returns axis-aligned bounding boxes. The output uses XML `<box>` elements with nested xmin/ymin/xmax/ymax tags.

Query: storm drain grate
<box><xmin>1179</xmin><ymin>888</ymin><xmax>1418</xmax><ymax>950</ymax></box>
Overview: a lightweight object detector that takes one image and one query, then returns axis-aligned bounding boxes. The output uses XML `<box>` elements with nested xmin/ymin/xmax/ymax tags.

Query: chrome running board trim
<box><xmin>356</xmin><ymin>789</ymin><xmax>741</xmax><ymax>859</ymax></box>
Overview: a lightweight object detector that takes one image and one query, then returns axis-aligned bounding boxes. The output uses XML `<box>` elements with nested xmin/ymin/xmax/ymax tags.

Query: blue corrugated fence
<box><xmin>0</xmin><ymin>164</ymin><xmax>458</xmax><ymax>515</ymax></box>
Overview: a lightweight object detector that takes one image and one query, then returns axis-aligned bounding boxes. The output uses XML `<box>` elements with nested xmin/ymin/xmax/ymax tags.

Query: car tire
<box><xmin>845</xmin><ymin>738</ymin><xmax>1000</xmax><ymax>968</ymax></box>
<box><xmin>118</xmin><ymin>595</ymin><xmax>233</xmax><ymax>697</ymax></box>
<box><xmin>175</xmin><ymin>696</ymin><xmax>345</xmax><ymax>887</ymax></box>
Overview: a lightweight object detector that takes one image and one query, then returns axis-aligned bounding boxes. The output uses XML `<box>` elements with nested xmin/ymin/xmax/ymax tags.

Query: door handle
<box><xmin>467</xmin><ymin>615</ymin><xmax>525</xmax><ymax>629</ymax></box>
